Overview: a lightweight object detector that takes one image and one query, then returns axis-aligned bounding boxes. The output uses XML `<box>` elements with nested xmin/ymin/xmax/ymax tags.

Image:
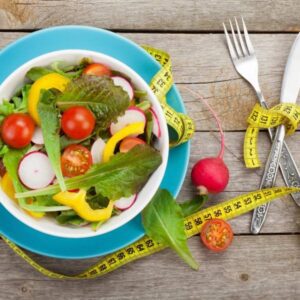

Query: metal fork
<box><xmin>223</xmin><ymin>17</ymin><xmax>300</xmax><ymax>230</ymax></box>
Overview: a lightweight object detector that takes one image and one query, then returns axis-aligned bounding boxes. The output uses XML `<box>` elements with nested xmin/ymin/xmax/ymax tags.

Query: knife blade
<box><xmin>251</xmin><ymin>33</ymin><xmax>300</xmax><ymax>234</ymax></box>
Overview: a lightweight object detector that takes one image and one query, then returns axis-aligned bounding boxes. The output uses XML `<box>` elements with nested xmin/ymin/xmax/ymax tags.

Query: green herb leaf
<box><xmin>134</xmin><ymin>90</ymin><xmax>148</xmax><ymax>99</ymax></box>
<box><xmin>136</xmin><ymin>100</ymin><xmax>151</xmax><ymax>111</ymax></box>
<box><xmin>60</xmin><ymin>134</ymin><xmax>92</xmax><ymax>150</ymax></box>
<box><xmin>38</xmin><ymin>89</ymin><xmax>66</xmax><ymax>191</ymax></box>
<box><xmin>26</xmin><ymin>67</ymin><xmax>53</xmax><ymax>81</ymax></box>
<box><xmin>26</xmin><ymin>58</ymin><xmax>91</xmax><ymax>82</ymax></box>
<box><xmin>0</xmin><ymin>140</ymin><xmax>9</xmax><ymax>158</ymax></box>
<box><xmin>3</xmin><ymin>148</ymin><xmax>28</xmax><ymax>207</ymax></box>
<box><xmin>145</xmin><ymin>110</ymin><xmax>153</xmax><ymax>144</ymax></box>
<box><xmin>86</xmin><ymin>193</ymin><xmax>110</xmax><ymax>209</ymax></box>
<box><xmin>34</xmin><ymin>195</ymin><xmax>62</xmax><ymax>207</ymax></box>
<box><xmin>56</xmin><ymin>210</ymin><xmax>87</xmax><ymax>226</ymax></box>
<box><xmin>16</xmin><ymin>145</ymin><xmax>162</xmax><ymax>200</ymax></box>
<box><xmin>0</xmin><ymin>84</ymin><xmax>31</xmax><ymax>123</ymax></box>
<box><xmin>0</xmin><ymin>100</ymin><xmax>14</xmax><ymax>117</ymax></box>
<box><xmin>56</xmin><ymin>75</ymin><xmax>130</xmax><ymax>131</ymax></box>
<box><xmin>179</xmin><ymin>195</ymin><xmax>208</xmax><ymax>217</ymax></box>
<box><xmin>142</xmin><ymin>189</ymin><xmax>199</xmax><ymax>270</ymax></box>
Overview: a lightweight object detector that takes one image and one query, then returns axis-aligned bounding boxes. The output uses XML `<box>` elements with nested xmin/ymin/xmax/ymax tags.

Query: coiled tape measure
<box><xmin>244</xmin><ymin>103</ymin><xmax>300</xmax><ymax>168</ymax></box>
<box><xmin>142</xmin><ymin>46</ymin><xmax>195</xmax><ymax>146</ymax></box>
<box><xmin>2</xmin><ymin>186</ymin><xmax>298</xmax><ymax>279</ymax></box>
<box><xmin>1</xmin><ymin>47</ymin><xmax>298</xmax><ymax>279</ymax></box>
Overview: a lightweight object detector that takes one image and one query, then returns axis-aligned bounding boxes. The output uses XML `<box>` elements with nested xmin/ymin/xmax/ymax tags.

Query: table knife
<box><xmin>251</xmin><ymin>33</ymin><xmax>300</xmax><ymax>234</ymax></box>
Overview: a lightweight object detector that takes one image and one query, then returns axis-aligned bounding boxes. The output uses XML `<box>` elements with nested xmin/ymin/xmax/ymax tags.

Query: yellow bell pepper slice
<box><xmin>1</xmin><ymin>172</ymin><xmax>16</xmax><ymax>200</ymax></box>
<box><xmin>0</xmin><ymin>173</ymin><xmax>45</xmax><ymax>219</ymax></box>
<box><xmin>28</xmin><ymin>73</ymin><xmax>70</xmax><ymax>124</ymax></box>
<box><xmin>103</xmin><ymin>122</ymin><xmax>145</xmax><ymax>162</ymax></box>
<box><xmin>53</xmin><ymin>189</ymin><xmax>114</xmax><ymax>222</ymax></box>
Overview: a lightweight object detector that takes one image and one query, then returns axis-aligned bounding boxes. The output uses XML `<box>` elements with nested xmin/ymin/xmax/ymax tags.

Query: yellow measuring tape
<box><xmin>2</xmin><ymin>186</ymin><xmax>298</xmax><ymax>279</ymax></box>
<box><xmin>142</xmin><ymin>46</ymin><xmax>195</xmax><ymax>146</ymax></box>
<box><xmin>244</xmin><ymin>103</ymin><xmax>300</xmax><ymax>168</ymax></box>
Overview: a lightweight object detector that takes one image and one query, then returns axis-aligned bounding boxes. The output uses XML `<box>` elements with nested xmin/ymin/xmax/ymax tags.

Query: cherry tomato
<box><xmin>83</xmin><ymin>63</ymin><xmax>112</xmax><ymax>77</ymax></box>
<box><xmin>61</xmin><ymin>145</ymin><xmax>92</xmax><ymax>177</ymax></box>
<box><xmin>200</xmin><ymin>219</ymin><xmax>233</xmax><ymax>252</ymax></box>
<box><xmin>1</xmin><ymin>113</ymin><xmax>35</xmax><ymax>149</ymax></box>
<box><xmin>61</xmin><ymin>106</ymin><xmax>95</xmax><ymax>139</ymax></box>
<box><xmin>119</xmin><ymin>137</ymin><xmax>146</xmax><ymax>153</ymax></box>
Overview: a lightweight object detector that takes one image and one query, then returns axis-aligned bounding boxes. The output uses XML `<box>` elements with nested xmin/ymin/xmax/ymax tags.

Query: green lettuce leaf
<box><xmin>26</xmin><ymin>58</ymin><xmax>91</xmax><ymax>81</ymax></box>
<box><xmin>3</xmin><ymin>148</ymin><xmax>28</xmax><ymax>208</ymax></box>
<box><xmin>60</xmin><ymin>134</ymin><xmax>93</xmax><ymax>150</ymax></box>
<box><xmin>179</xmin><ymin>195</ymin><xmax>208</xmax><ymax>217</ymax></box>
<box><xmin>0</xmin><ymin>84</ymin><xmax>31</xmax><ymax>123</ymax></box>
<box><xmin>15</xmin><ymin>144</ymin><xmax>162</xmax><ymax>200</ymax></box>
<box><xmin>56</xmin><ymin>210</ymin><xmax>87</xmax><ymax>226</ymax></box>
<box><xmin>0</xmin><ymin>140</ymin><xmax>9</xmax><ymax>158</ymax></box>
<box><xmin>38</xmin><ymin>89</ymin><xmax>66</xmax><ymax>191</ymax></box>
<box><xmin>56</xmin><ymin>75</ymin><xmax>130</xmax><ymax>130</ymax></box>
<box><xmin>142</xmin><ymin>189</ymin><xmax>199</xmax><ymax>270</ymax></box>
<box><xmin>26</xmin><ymin>67</ymin><xmax>53</xmax><ymax>81</ymax></box>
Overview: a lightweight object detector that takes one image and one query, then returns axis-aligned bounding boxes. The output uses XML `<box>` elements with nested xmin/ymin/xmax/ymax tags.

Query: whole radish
<box><xmin>186</xmin><ymin>88</ymin><xmax>229</xmax><ymax>195</ymax></box>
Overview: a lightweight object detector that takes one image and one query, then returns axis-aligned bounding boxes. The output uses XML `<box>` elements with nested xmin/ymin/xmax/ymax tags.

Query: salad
<box><xmin>0</xmin><ymin>58</ymin><xmax>162</xmax><ymax>231</ymax></box>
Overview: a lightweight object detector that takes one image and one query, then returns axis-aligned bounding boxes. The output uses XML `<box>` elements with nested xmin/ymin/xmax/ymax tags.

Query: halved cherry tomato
<box><xmin>61</xmin><ymin>106</ymin><xmax>95</xmax><ymax>139</ymax></box>
<box><xmin>200</xmin><ymin>219</ymin><xmax>233</xmax><ymax>252</ymax></box>
<box><xmin>1</xmin><ymin>113</ymin><xmax>35</xmax><ymax>149</ymax></box>
<box><xmin>119</xmin><ymin>137</ymin><xmax>146</xmax><ymax>153</ymax></box>
<box><xmin>83</xmin><ymin>63</ymin><xmax>112</xmax><ymax>77</ymax></box>
<box><xmin>61</xmin><ymin>145</ymin><xmax>92</xmax><ymax>177</ymax></box>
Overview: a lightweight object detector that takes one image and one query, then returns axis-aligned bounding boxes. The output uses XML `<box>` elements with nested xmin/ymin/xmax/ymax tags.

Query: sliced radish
<box><xmin>31</xmin><ymin>127</ymin><xmax>44</xmax><ymax>145</ymax></box>
<box><xmin>114</xmin><ymin>194</ymin><xmax>137</xmax><ymax>211</ymax></box>
<box><xmin>112</xmin><ymin>76</ymin><xmax>134</xmax><ymax>100</ymax></box>
<box><xmin>18</xmin><ymin>151</ymin><xmax>55</xmax><ymax>190</ymax></box>
<box><xmin>91</xmin><ymin>138</ymin><xmax>106</xmax><ymax>164</ymax></box>
<box><xmin>150</xmin><ymin>108</ymin><xmax>161</xmax><ymax>138</ymax></box>
<box><xmin>110</xmin><ymin>107</ymin><xmax>146</xmax><ymax>136</ymax></box>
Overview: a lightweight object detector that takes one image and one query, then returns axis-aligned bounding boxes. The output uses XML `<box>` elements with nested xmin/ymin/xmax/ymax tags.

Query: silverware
<box><xmin>223</xmin><ymin>18</ymin><xmax>300</xmax><ymax>229</ymax></box>
<box><xmin>251</xmin><ymin>33</ymin><xmax>300</xmax><ymax>233</ymax></box>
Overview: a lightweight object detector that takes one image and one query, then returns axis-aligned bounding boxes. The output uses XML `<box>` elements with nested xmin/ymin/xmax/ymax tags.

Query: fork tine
<box><xmin>229</xmin><ymin>19</ymin><xmax>242</xmax><ymax>57</ymax></box>
<box><xmin>235</xmin><ymin>17</ymin><xmax>248</xmax><ymax>55</ymax></box>
<box><xmin>223</xmin><ymin>23</ymin><xmax>238</xmax><ymax>60</ymax></box>
<box><xmin>242</xmin><ymin>17</ymin><xmax>255</xmax><ymax>54</ymax></box>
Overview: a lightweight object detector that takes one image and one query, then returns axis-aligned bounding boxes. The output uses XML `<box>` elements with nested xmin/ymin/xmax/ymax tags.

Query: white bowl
<box><xmin>0</xmin><ymin>50</ymin><xmax>169</xmax><ymax>238</ymax></box>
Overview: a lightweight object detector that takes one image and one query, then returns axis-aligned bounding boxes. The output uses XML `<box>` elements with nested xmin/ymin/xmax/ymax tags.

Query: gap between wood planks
<box><xmin>0</xmin><ymin>28</ymin><xmax>299</xmax><ymax>34</ymax></box>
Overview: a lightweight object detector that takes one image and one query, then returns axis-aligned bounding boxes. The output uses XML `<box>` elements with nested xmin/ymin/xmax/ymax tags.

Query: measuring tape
<box><xmin>244</xmin><ymin>103</ymin><xmax>300</xmax><ymax>168</ymax></box>
<box><xmin>142</xmin><ymin>46</ymin><xmax>195</xmax><ymax>146</ymax></box>
<box><xmin>2</xmin><ymin>186</ymin><xmax>298</xmax><ymax>279</ymax></box>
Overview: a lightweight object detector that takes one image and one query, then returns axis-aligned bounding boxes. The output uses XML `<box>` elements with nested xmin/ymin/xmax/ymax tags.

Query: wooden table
<box><xmin>0</xmin><ymin>1</ymin><xmax>299</xmax><ymax>299</ymax></box>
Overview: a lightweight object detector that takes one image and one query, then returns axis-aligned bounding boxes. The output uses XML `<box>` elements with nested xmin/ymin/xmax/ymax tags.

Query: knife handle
<box><xmin>251</xmin><ymin>124</ymin><xmax>285</xmax><ymax>234</ymax></box>
<box><xmin>260</xmin><ymin>99</ymin><xmax>300</xmax><ymax>205</ymax></box>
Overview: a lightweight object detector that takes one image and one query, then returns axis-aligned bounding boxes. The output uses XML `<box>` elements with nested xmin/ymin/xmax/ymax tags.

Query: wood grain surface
<box><xmin>1</xmin><ymin>0</ymin><xmax>300</xmax><ymax>32</ymax></box>
<box><xmin>0</xmin><ymin>4</ymin><xmax>299</xmax><ymax>299</ymax></box>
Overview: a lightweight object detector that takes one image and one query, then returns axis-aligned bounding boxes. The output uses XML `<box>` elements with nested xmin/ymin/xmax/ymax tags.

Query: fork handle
<box><xmin>251</xmin><ymin>124</ymin><xmax>285</xmax><ymax>234</ymax></box>
<box><xmin>257</xmin><ymin>95</ymin><xmax>300</xmax><ymax>206</ymax></box>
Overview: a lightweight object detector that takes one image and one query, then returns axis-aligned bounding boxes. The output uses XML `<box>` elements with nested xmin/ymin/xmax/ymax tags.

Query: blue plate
<box><xmin>0</xmin><ymin>26</ymin><xmax>190</xmax><ymax>259</ymax></box>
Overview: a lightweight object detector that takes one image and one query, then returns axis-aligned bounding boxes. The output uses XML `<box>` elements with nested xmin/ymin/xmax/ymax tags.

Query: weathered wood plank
<box><xmin>1</xmin><ymin>1</ymin><xmax>300</xmax><ymax>32</ymax></box>
<box><xmin>0</xmin><ymin>235</ymin><xmax>298</xmax><ymax>299</ymax></box>
<box><xmin>0</xmin><ymin>32</ymin><xmax>297</xmax><ymax>130</ymax></box>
